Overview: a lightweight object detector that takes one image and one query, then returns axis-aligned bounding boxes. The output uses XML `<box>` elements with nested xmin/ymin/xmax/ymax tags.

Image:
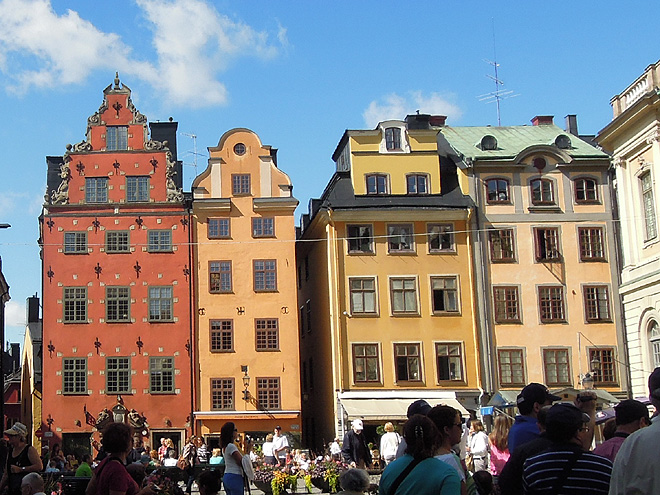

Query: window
<box><xmin>106</xmin><ymin>231</ymin><xmax>130</xmax><ymax>253</ymax></box>
<box><xmin>538</xmin><ymin>286</ymin><xmax>565</xmax><ymax>322</ymax></box>
<box><xmin>64</xmin><ymin>232</ymin><xmax>87</xmax><ymax>254</ymax></box>
<box><xmin>534</xmin><ymin>228</ymin><xmax>561</xmax><ymax>261</ymax></box>
<box><xmin>650</xmin><ymin>321</ymin><xmax>660</xmax><ymax>368</ymax></box>
<box><xmin>493</xmin><ymin>286</ymin><xmax>521</xmax><ymax>323</ymax></box>
<box><xmin>406</xmin><ymin>174</ymin><xmax>428</xmax><ymax>194</ymax></box>
<box><xmin>497</xmin><ymin>349</ymin><xmax>525</xmax><ymax>387</ymax></box>
<box><xmin>148</xmin><ymin>286</ymin><xmax>173</xmax><ymax>321</ymax></box>
<box><xmin>63</xmin><ymin>287</ymin><xmax>87</xmax><ymax>323</ymax></box>
<box><xmin>209</xmin><ymin>261</ymin><xmax>232</xmax><ymax>293</ymax></box>
<box><xmin>211</xmin><ymin>378</ymin><xmax>234</xmax><ymax>410</ymax></box>
<box><xmin>253</xmin><ymin>260</ymin><xmax>277</xmax><ymax>291</ymax></box>
<box><xmin>590</xmin><ymin>348</ymin><xmax>617</xmax><ymax>385</ymax></box>
<box><xmin>575</xmin><ymin>178</ymin><xmax>598</xmax><ymax>203</ymax></box>
<box><xmin>394</xmin><ymin>343</ymin><xmax>421</xmax><ymax>382</ymax></box>
<box><xmin>431</xmin><ymin>276</ymin><xmax>459</xmax><ymax>313</ymax></box>
<box><xmin>390</xmin><ymin>278</ymin><xmax>418</xmax><ymax>314</ymax></box>
<box><xmin>641</xmin><ymin>172</ymin><xmax>657</xmax><ymax>240</ymax></box>
<box><xmin>147</xmin><ymin>230</ymin><xmax>172</xmax><ymax>252</ymax></box>
<box><xmin>210</xmin><ymin>320</ymin><xmax>233</xmax><ymax>352</ymax></box>
<box><xmin>543</xmin><ymin>348</ymin><xmax>571</xmax><ymax>386</ymax></box>
<box><xmin>489</xmin><ymin>229</ymin><xmax>515</xmax><ymax>262</ymax></box>
<box><xmin>436</xmin><ymin>343</ymin><xmax>463</xmax><ymax>381</ymax></box>
<box><xmin>347</xmin><ymin>225</ymin><xmax>374</xmax><ymax>254</ymax></box>
<box><xmin>530</xmin><ymin>178</ymin><xmax>554</xmax><ymax>205</ymax></box>
<box><xmin>366</xmin><ymin>174</ymin><xmax>388</xmax><ymax>195</ymax></box>
<box><xmin>387</xmin><ymin>224</ymin><xmax>414</xmax><ymax>253</ymax></box>
<box><xmin>234</xmin><ymin>143</ymin><xmax>246</xmax><ymax>155</ymax></box>
<box><xmin>427</xmin><ymin>224</ymin><xmax>454</xmax><ymax>253</ymax></box>
<box><xmin>85</xmin><ymin>177</ymin><xmax>108</xmax><ymax>203</ymax></box>
<box><xmin>63</xmin><ymin>358</ymin><xmax>87</xmax><ymax>394</ymax></box>
<box><xmin>584</xmin><ymin>285</ymin><xmax>611</xmax><ymax>322</ymax></box>
<box><xmin>385</xmin><ymin>127</ymin><xmax>402</xmax><ymax>151</ymax></box>
<box><xmin>256</xmin><ymin>377</ymin><xmax>281</xmax><ymax>409</ymax></box>
<box><xmin>208</xmin><ymin>218</ymin><xmax>230</xmax><ymax>239</ymax></box>
<box><xmin>149</xmin><ymin>357</ymin><xmax>174</xmax><ymax>393</ymax></box>
<box><xmin>350</xmin><ymin>278</ymin><xmax>377</xmax><ymax>314</ymax></box>
<box><xmin>106</xmin><ymin>126</ymin><xmax>128</xmax><ymax>150</ymax></box>
<box><xmin>578</xmin><ymin>227</ymin><xmax>605</xmax><ymax>261</ymax></box>
<box><xmin>352</xmin><ymin>344</ymin><xmax>380</xmax><ymax>383</ymax></box>
<box><xmin>126</xmin><ymin>177</ymin><xmax>149</xmax><ymax>202</ymax></box>
<box><xmin>252</xmin><ymin>217</ymin><xmax>275</xmax><ymax>237</ymax></box>
<box><xmin>106</xmin><ymin>286</ymin><xmax>130</xmax><ymax>322</ymax></box>
<box><xmin>255</xmin><ymin>319</ymin><xmax>279</xmax><ymax>351</ymax></box>
<box><xmin>486</xmin><ymin>179</ymin><xmax>510</xmax><ymax>203</ymax></box>
<box><xmin>106</xmin><ymin>357</ymin><xmax>131</xmax><ymax>394</ymax></box>
<box><xmin>232</xmin><ymin>174</ymin><xmax>251</xmax><ymax>195</ymax></box>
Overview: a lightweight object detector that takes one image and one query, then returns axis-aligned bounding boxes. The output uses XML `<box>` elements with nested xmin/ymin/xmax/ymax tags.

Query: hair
<box><xmin>384</xmin><ymin>422</ymin><xmax>394</xmax><ymax>433</ymax></box>
<box><xmin>212</xmin><ymin>448</ymin><xmax>221</xmax><ymax>457</ymax></box>
<box><xmin>126</xmin><ymin>463</ymin><xmax>146</xmax><ymax>486</ymax></box>
<box><xmin>472</xmin><ymin>470</ymin><xmax>494</xmax><ymax>495</ymax></box>
<box><xmin>220</xmin><ymin>422</ymin><xmax>236</xmax><ymax>449</ymax></box>
<box><xmin>168</xmin><ymin>450</ymin><xmax>177</xmax><ymax>458</ymax></box>
<box><xmin>198</xmin><ymin>471</ymin><xmax>221</xmax><ymax>495</ymax></box>
<box><xmin>488</xmin><ymin>415</ymin><xmax>512</xmax><ymax>452</ymax></box>
<box><xmin>265</xmin><ymin>433</ymin><xmax>273</xmax><ymax>442</ymax></box>
<box><xmin>602</xmin><ymin>418</ymin><xmax>617</xmax><ymax>441</ymax></box>
<box><xmin>164</xmin><ymin>438</ymin><xmax>174</xmax><ymax>449</ymax></box>
<box><xmin>518</xmin><ymin>400</ymin><xmax>534</xmax><ymax>416</ymax></box>
<box><xmin>81</xmin><ymin>454</ymin><xmax>92</xmax><ymax>464</ymax></box>
<box><xmin>471</xmin><ymin>419</ymin><xmax>485</xmax><ymax>432</ymax></box>
<box><xmin>403</xmin><ymin>414</ymin><xmax>439</xmax><ymax>460</ymax></box>
<box><xmin>150</xmin><ymin>449</ymin><xmax>159</xmax><ymax>460</ymax></box>
<box><xmin>21</xmin><ymin>473</ymin><xmax>44</xmax><ymax>493</ymax></box>
<box><xmin>101</xmin><ymin>423</ymin><xmax>134</xmax><ymax>455</ymax></box>
<box><xmin>339</xmin><ymin>469</ymin><xmax>370</xmax><ymax>492</ymax></box>
<box><xmin>537</xmin><ymin>405</ymin><xmax>551</xmax><ymax>430</ymax></box>
<box><xmin>427</xmin><ymin>405</ymin><xmax>459</xmax><ymax>441</ymax></box>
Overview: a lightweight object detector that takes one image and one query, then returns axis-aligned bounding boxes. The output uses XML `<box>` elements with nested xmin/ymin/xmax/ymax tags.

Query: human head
<box><xmin>81</xmin><ymin>454</ymin><xmax>92</xmax><ymax>464</ymax></box>
<box><xmin>168</xmin><ymin>450</ymin><xmax>177</xmax><ymax>459</ymax></box>
<box><xmin>274</xmin><ymin>425</ymin><xmax>282</xmax><ymax>435</ymax></box>
<box><xmin>195</xmin><ymin>436</ymin><xmax>205</xmax><ymax>447</ymax></box>
<box><xmin>351</xmin><ymin>419</ymin><xmax>364</xmax><ymax>433</ymax></box>
<box><xmin>384</xmin><ymin>422</ymin><xmax>394</xmax><ymax>433</ymax></box>
<box><xmin>602</xmin><ymin>418</ymin><xmax>617</xmax><ymax>440</ymax></box>
<box><xmin>150</xmin><ymin>449</ymin><xmax>159</xmax><ymax>460</ymax></box>
<box><xmin>198</xmin><ymin>470</ymin><xmax>221</xmax><ymax>495</ymax></box>
<box><xmin>489</xmin><ymin>415</ymin><xmax>512</xmax><ymax>451</ymax></box>
<box><xmin>4</xmin><ymin>422</ymin><xmax>27</xmax><ymax>442</ymax></box>
<box><xmin>517</xmin><ymin>383</ymin><xmax>560</xmax><ymax>416</ymax></box>
<box><xmin>537</xmin><ymin>405</ymin><xmax>551</xmax><ymax>433</ymax></box>
<box><xmin>404</xmin><ymin>414</ymin><xmax>439</xmax><ymax>460</ymax></box>
<box><xmin>20</xmin><ymin>473</ymin><xmax>44</xmax><ymax>495</ymax></box>
<box><xmin>266</xmin><ymin>433</ymin><xmax>273</xmax><ymax>442</ymax></box>
<box><xmin>220</xmin><ymin>422</ymin><xmax>237</xmax><ymax>448</ymax></box>
<box><xmin>126</xmin><ymin>463</ymin><xmax>146</xmax><ymax>485</ymax></box>
<box><xmin>101</xmin><ymin>422</ymin><xmax>134</xmax><ymax>455</ymax></box>
<box><xmin>339</xmin><ymin>468</ymin><xmax>370</xmax><ymax>493</ymax></box>
<box><xmin>160</xmin><ymin>438</ymin><xmax>167</xmax><ymax>446</ymax></box>
<box><xmin>406</xmin><ymin>399</ymin><xmax>432</xmax><ymax>418</ymax></box>
<box><xmin>164</xmin><ymin>438</ymin><xmax>174</xmax><ymax>449</ymax></box>
<box><xmin>544</xmin><ymin>403</ymin><xmax>590</xmax><ymax>444</ymax></box>
<box><xmin>614</xmin><ymin>399</ymin><xmax>650</xmax><ymax>430</ymax></box>
<box><xmin>650</xmin><ymin>367</ymin><xmax>660</xmax><ymax>407</ymax></box>
<box><xmin>212</xmin><ymin>448</ymin><xmax>221</xmax><ymax>457</ymax></box>
<box><xmin>472</xmin><ymin>470</ymin><xmax>494</xmax><ymax>495</ymax></box>
<box><xmin>470</xmin><ymin>419</ymin><xmax>485</xmax><ymax>432</ymax></box>
<box><xmin>427</xmin><ymin>405</ymin><xmax>462</xmax><ymax>446</ymax></box>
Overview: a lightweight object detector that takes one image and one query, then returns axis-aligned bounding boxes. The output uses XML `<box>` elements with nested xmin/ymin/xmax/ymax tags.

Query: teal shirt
<box><xmin>378</xmin><ymin>454</ymin><xmax>461</xmax><ymax>495</ymax></box>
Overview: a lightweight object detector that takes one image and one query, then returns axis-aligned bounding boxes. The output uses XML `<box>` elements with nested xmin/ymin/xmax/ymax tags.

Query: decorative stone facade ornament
<box><xmin>646</xmin><ymin>129</ymin><xmax>660</xmax><ymax>144</ymax></box>
<box><xmin>166</xmin><ymin>151</ymin><xmax>184</xmax><ymax>202</ymax></box>
<box><xmin>51</xmin><ymin>162</ymin><xmax>71</xmax><ymax>205</ymax></box>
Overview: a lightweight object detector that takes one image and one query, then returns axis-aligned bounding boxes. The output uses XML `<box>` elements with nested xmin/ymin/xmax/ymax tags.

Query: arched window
<box><xmin>485</xmin><ymin>178</ymin><xmax>510</xmax><ymax>204</ymax></box>
<box><xmin>650</xmin><ymin>320</ymin><xmax>660</xmax><ymax>368</ymax></box>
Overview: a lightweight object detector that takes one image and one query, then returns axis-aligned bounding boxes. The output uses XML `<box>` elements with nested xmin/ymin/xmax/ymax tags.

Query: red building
<box><xmin>39</xmin><ymin>75</ymin><xmax>192</xmax><ymax>455</ymax></box>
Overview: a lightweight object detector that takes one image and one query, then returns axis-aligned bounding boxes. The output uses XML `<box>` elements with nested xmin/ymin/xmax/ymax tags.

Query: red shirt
<box><xmin>94</xmin><ymin>457</ymin><xmax>139</xmax><ymax>495</ymax></box>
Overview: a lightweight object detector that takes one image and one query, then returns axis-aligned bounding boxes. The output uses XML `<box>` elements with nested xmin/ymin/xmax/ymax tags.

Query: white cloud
<box><xmin>4</xmin><ymin>300</ymin><xmax>25</xmax><ymax>328</ymax></box>
<box><xmin>0</xmin><ymin>0</ymin><xmax>284</xmax><ymax>106</ymax></box>
<box><xmin>363</xmin><ymin>91</ymin><xmax>462</xmax><ymax>128</ymax></box>
<box><xmin>0</xmin><ymin>191</ymin><xmax>44</xmax><ymax>216</ymax></box>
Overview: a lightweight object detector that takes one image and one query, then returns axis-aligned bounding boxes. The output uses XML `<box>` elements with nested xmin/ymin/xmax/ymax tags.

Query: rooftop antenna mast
<box><xmin>477</xmin><ymin>18</ymin><xmax>518</xmax><ymax>125</ymax></box>
<box><xmin>180</xmin><ymin>132</ymin><xmax>205</xmax><ymax>175</ymax></box>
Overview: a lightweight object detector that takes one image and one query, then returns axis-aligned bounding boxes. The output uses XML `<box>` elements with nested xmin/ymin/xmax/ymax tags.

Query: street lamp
<box><xmin>241</xmin><ymin>365</ymin><xmax>250</xmax><ymax>401</ymax></box>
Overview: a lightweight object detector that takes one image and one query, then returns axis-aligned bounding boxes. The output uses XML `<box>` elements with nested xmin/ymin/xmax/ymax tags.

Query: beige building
<box><xmin>597</xmin><ymin>60</ymin><xmax>660</xmax><ymax>398</ymax></box>
<box><xmin>191</xmin><ymin>129</ymin><xmax>301</xmax><ymax>442</ymax></box>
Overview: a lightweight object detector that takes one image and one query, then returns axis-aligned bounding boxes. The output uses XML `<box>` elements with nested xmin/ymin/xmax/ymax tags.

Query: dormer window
<box><xmin>106</xmin><ymin>126</ymin><xmax>128</xmax><ymax>150</ymax></box>
<box><xmin>555</xmin><ymin>134</ymin><xmax>572</xmax><ymax>149</ymax></box>
<box><xmin>385</xmin><ymin>127</ymin><xmax>402</xmax><ymax>151</ymax></box>
<box><xmin>481</xmin><ymin>135</ymin><xmax>498</xmax><ymax>150</ymax></box>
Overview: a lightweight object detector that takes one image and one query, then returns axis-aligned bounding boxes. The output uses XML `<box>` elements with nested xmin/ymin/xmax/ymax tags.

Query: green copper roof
<box><xmin>441</xmin><ymin>124</ymin><xmax>609</xmax><ymax>161</ymax></box>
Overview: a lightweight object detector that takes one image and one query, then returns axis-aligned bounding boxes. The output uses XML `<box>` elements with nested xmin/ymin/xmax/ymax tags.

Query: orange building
<box><xmin>191</xmin><ymin>129</ymin><xmax>301</xmax><ymax>444</ymax></box>
<box><xmin>39</xmin><ymin>75</ymin><xmax>192</xmax><ymax>453</ymax></box>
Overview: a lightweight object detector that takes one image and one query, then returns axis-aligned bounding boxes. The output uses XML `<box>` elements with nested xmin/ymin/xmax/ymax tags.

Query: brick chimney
<box><xmin>429</xmin><ymin>115</ymin><xmax>447</xmax><ymax>126</ymax></box>
<box><xmin>531</xmin><ymin>115</ymin><xmax>554</xmax><ymax>126</ymax></box>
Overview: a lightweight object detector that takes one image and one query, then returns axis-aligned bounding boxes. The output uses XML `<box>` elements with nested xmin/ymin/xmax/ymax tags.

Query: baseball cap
<box><xmin>648</xmin><ymin>368</ymin><xmax>660</xmax><ymax>399</ymax></box>
<box><xmin>516</xmin><ymin>383</ymin><xmax>561</xmax><ymax>407</ymax></box>
<box><xmin>615</xmin><ymin>399</ymin><xmax>650</xmax><ymax>425</ymax></box>
<box><xmin>4</xmin><ymin>423</ymin><xmax>27</xmax><ymax>437</ymax></box>
<box><xmin>351</xmin><ymin>419</ymin><xmax>364</xmax><ymax>430</ymax></box>
<box><xmin>545</xmin><ymin>403</ymin><xmax>590</xmax><ymax>432</ymax></box>
<box><xmin>406</xmin><ymin>399</ymin><xmax>432</xmax><ymax>418</ymax></box>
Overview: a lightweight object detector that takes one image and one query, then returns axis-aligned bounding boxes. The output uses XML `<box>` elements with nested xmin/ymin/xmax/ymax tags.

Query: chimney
<box><xmin>27</xmin><ymin>294</ymin><xmax>39</xmax><ymax>324</ymax></box>
<box><xmin>531</xmin><ymin>115</ymin><xmax>554</xmax><ymax>126</ymax></box>
<box><xmin>429</xmin><ymin>115</ymin><xmax>447</xmax><ymax>126</ymax></box>
<box><xmin>565</xmin><ymin>114</ymin><xmax>578</xmax><ymax>135</ymax></box>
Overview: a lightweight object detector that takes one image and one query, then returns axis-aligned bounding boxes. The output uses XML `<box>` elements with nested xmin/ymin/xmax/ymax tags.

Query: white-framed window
<box><xmin>650</xmin><ymin>320</ymin><xmax>660</xmax><ymax>368</ymax></box>
<box><xmin>349</xmin><ymin>277</ymin><xmax>377</xmax><ymax>314</ymax></box>
<box><xmin>387</xmin><ymin>224</ymin><xmax>414</xmax><ymax>253</ymax></box>
<box><xmin>406</xmin><ymin>174</ymin><xmax>428</xmax><ymax>194</ymax></box>
<box><xmin>385</xmin><ymin>127</ymin><xmax>402</xmax><ymax>151</ymax></box>
<box><xmin>390</xmin><ymin>277</ymin><xmax>418</xmax><ymax>314</ymax></box>
<box><xmin>530</xmin><ymin>178</ymin><xmax>555</xmax><ymax>205</ymax></box>
<box><xmin>427</xmin><ymin>224</ymin><xmax>454</xmax><ymax>253</ymax></box>
<box><xmin>431</xmin><ymin>276</ymin><xmax>459</xmax><ymax>314</ymax></box>
<box><xmin>641</xmin><ymin>172</ymin><xmax>657</xmax><ymax>240</ymax></box>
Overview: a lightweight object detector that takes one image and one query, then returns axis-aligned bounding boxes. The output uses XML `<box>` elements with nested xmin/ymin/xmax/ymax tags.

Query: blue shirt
<box><xmin>508</xmin><ymin>415</ymin><xmax>540</xmax><ymax>454</ymax></box>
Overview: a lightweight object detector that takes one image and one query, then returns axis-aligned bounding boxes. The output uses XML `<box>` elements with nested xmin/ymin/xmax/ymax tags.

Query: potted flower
<box><xmin>307</xmin><ymin>460</ymin><xmax>347</xmax><ymax>493</ymax></box>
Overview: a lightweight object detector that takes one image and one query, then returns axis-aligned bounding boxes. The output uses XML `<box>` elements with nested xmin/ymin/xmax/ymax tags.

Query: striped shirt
<box><xmin>522</xmin><ymin>443</ymin><xmax>612</xmax><ymax>494</ymax></box>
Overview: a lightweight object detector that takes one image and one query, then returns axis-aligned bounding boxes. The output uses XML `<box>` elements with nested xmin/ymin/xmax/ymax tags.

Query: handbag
<box><xmin>176</xmin><ymin>456</ymin><xmax>190</xmax><ymax>470</ymax></box>
<box><xmin>465</xmin><ymin>453</ymin><xmax>475</xmax><ymax>472</ymax></box>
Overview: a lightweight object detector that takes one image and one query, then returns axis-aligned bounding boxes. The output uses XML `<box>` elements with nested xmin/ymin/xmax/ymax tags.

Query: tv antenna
<box><xmin>476</xmin><ymin>19</ymin><xmax>519</xmax><ymax>125</ymax></box>
<box><xmin>180</xmin><ymin>132</ymin><xmax>205</xmax><ymax>175</ymax></box>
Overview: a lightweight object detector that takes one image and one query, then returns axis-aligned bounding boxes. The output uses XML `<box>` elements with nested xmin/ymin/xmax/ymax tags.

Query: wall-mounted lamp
<box><xmin>241</xmin><ymin>365</ymin><xmax>250</xmax><ymax>401</ymax></box>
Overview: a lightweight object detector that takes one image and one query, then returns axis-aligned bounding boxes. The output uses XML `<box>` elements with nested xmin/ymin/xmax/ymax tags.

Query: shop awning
<box><xmin>487</xmin><ymin>390</ymin><xmax>520</xmax><ymax>408</ymax></box>
<box><xmin>551</xmin><ymin>387</ymin><xmax>620</xmax><ymax>406</ymax></box>
<box><xmin>340</xmin><ymin>398</ymin><xmax>468</xmax><ymax>421</ymax></box>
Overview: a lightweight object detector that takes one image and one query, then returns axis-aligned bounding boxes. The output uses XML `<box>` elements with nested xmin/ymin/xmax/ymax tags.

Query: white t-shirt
<box><xmin>223</xmin><ymin>443</ymin><xmax>243</xmax><ymax>475</ymax></box>
<box><xmin>272</xmin><ymin>434</ymin><xmax>289</xmax><ymax>459</ymax></box>
<box><xmin>163</xmin><ymin>458</ymin><xmax>178</xmax><ymax>467</ymax></box>
<box><xmin>262</xmin><ymin>441</ymin><xmax>274</xmax><ymax>457</ymax></box>
<box><xmin>380</xmin><ymin>432</ymin><xmax>401</xmax><ymax>458</ymax></box>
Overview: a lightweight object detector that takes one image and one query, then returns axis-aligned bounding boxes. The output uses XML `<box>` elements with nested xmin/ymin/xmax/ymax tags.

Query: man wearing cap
<box><xmin>395</xmin><ymin>399</ymin><xmax>432</xmax><ymax>459</ymax></box>
<box><xmin>610</xmin><ymin>367</ymin><xmax>660</xmax><ymax>494</ymax></box>
<box><xmin>342</xmin><ymin>419</ymin><xmax>372</xmax><ymax>469</ymax></box>
<box><xmin>522</xmin><ymin>403</ymin><xmax>612</xmax><ymax>494</ymax></box>
<box><xmin>508</xmin><ymin>383</ymin><xmax>560</xmax><ymax>454</ymax></box>
<box><xmin>272</xmin><ymin>426</ymin><xmax>289</xmax><ymax>467</ymax></box>
<box><xmin>0</xmin><ymin>423</ymin><xmax>42</xmax><ymax>495</ymax></box>
<box><xmin>593</xmin><ymin>399</ymin><xmax>649</xmax><ymax>462</ymax></box>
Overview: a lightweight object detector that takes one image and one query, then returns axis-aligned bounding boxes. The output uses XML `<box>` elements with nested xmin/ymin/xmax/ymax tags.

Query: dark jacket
<box><xmin>341</xmin><ymin>430</ymin><xmax>372</xmax><ymax>466</ymax></box>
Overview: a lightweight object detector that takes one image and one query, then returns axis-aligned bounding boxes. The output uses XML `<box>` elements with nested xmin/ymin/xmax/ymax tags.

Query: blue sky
<box><xmin>0</xmin><ymin>0</ymin><xmax>658</xmax><ymax>343</ymax></box>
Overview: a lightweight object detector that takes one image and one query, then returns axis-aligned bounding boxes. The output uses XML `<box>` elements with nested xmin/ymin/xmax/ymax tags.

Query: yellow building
<box><xmin>297</xmin><ymin>115</ymin><xmax>480</xmax><ymax>449</ymax></box>
<box><xmin>441</xmin><ymin>116</ymin><xmax>626</xmax><ymax>404</ymax></box>
<box><xmin>191</xmin><ymin>129</ymin><xmax>301</xmax><ymax>443</ymax></box>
